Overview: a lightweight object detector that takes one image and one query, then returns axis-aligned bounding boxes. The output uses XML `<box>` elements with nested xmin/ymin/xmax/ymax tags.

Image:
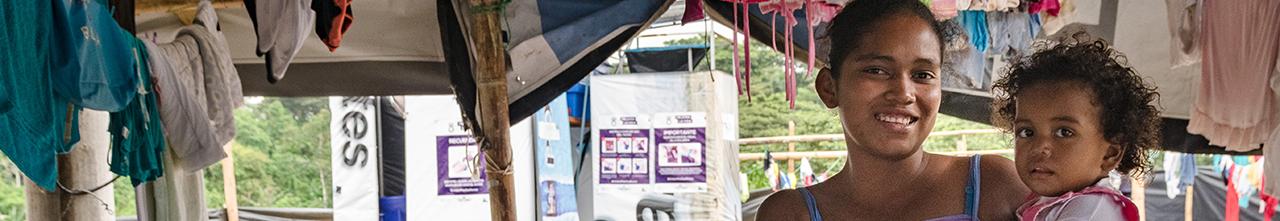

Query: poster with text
<box><xmin>437</xmin><ymin>135</ymin><xmax>488</xmax><ymax>195</ymax></box>
<box><xmin>653</xmin><ymin>112</ymin><xmax>708</xmax><ymax>192</ymax></box>
<box><xmin>330</xmin><ymin>97</ymin><xmax>381</xmax><ymax>220</ymax></box>
<box><xmin>595</xmin><ymin>115</ymin><xmax>652</xmax><ymax>192</ymax></box>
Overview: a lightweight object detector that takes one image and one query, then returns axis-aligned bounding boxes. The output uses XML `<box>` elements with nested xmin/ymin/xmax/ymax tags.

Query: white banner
<box><xmin>330</xmin><ymin>97</ymin><xmax>381</xmax><ymax>220</ymax></box>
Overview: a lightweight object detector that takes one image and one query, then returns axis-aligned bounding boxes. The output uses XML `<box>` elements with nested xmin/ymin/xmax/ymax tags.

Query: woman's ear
<box><xmin>816</xmin><ymin>68</ymin><xmax>839</xmax><ymax>108</ymax></box>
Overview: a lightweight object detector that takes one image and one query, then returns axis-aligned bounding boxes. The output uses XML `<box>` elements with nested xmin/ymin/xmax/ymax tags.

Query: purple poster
<box><xmin>437</xmin><ymin>135</ymin><xmax>488</xmax><ymax>195</ymax></box>
<box><xmin>598</xmin><ymin>129</ymin><xmax>651</xmax><ymax>184</ymax></box>
<box><xmin>654</xmin><ymin>127</ymin><xmax>706</xmax><ymax>183</ymax></box>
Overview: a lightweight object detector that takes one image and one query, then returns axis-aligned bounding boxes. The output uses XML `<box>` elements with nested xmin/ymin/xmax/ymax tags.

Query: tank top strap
<box><xmin>797</xmin><ymin>187</ymin><xmax>823</xmax><ymax>221</ymax></box>
<box><xmin>965</xmin><ymin>154</ymin><xmax>983</xmax><ymax>218</ymax></box>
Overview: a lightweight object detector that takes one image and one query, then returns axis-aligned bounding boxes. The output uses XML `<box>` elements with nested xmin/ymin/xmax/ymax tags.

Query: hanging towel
<box><xmin>986</xmin><ymin>11</ymin><xmax>1034</xmax><ymax>57</ymax></box>
<box><xmin>1187</xmin><ymin>0</ymin><xmax>1280</xmax><ymax>151</ymax></box>
<box><xmin>0</xmin><ymin>0</ymin><xmax>83</xmax><ymax>191</ymax></box>
<box><xmin>49</xmin><ymin>0</ymin><xmax>139</xmax><ymax>112</ymax></box>
<box><xmin>312</xmin><ymin>0</ymin><xmax>354</xmax><ymax>52</ymax></box>
<box><xmin>142</xmin><ymin>2</ymin><xmax>241</xmax><ymax>172</ymax></box>
<box><xmin>109</xmin><ymin>38</ymin><xmax>167</xmax><ymax>186</ymax></box>
<box><xmin>1265</xmin><ymin>57</ymin><xmax>1280</xmax><ymax>198</ymax></box>
<box><xmin>959</xmin><ymin>10</ymin><xmax>988</xmax><ymax>53</ymax></box>
<box><xmin>245</xmin><ymin>0</ymin><xmax>316</xmax><ymax>83</ymax></box>
<box><xmin>1164</xmin><ymin>151</ymin><xmax>1197</xmax><ymax>199</ymax></box>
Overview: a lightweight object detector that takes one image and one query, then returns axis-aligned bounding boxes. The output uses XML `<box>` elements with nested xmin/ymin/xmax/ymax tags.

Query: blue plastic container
<box><xmin>380</xmin><ymin>196</ymin><xmax>407</xmax><ymax>221</ymax></box>
<box><xmin>566</xmin><ymin>83</ymin><xmax>589</xmax><ymax>119</ymax></box>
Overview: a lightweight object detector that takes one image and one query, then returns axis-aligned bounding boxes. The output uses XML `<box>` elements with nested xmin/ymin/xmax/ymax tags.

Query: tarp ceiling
<box><xmin>136</xmin><ymin>0</ymin><xmax>1251</xmax><ymax>154</ymax></box>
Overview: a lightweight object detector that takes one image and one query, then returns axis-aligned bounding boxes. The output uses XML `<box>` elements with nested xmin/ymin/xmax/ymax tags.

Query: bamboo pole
<box><xmin>222</xmin><ymin>143</ymin><xmax>239</xmax><ymax>221</ymax></box>
<box><xmin>26</xmin><ymin>110</ymin><xmax>114</xmax><ymax>221</ymax></box>
<box><xmin>739</xmin><ymin>129</ymin><xmax>1001</xmax><ymax>145</ymax></box>
<box><xmin>1184</xmin><ymin>186</ymin><xmax>1193</xmax><ymax>221</ymax></box>
<box><xmin>738</xmin><ymin>149</ymin><xmax>1014</xmax><ymax>161</ymax></box>
<box><xmin>787</xmin><ymin>121</ymin><xmax>795</xmax><ymax>176</ymax></box>
<box><xmin>464</xmin><ymin>0</ymin><xmax>516</xmax><ymax>220</ymax></box>
<box><xmin>1132</xmin><ymin>176</ymin><xmax>1145</xmax><ymax>221</ymax></box>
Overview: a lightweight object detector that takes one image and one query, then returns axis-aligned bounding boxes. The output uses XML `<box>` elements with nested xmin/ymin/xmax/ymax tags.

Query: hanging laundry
<box><xmin>930</xmin><ymin>0</ymin><xmax>958</xmax><ymax>20</ymax></box>
<box><xmin>799</xmin><ymin>157</ymin><xmax>816</xmax><ymax>187</ymax></box>
<box><xmin>958</xmin><ymin>10</ymin><xmax>988</xmax><ymax>53</ymax></box>
<box><xmin>141</xmin><ymin>2</ymin><xmax>241</xmax><ymax>172</ymax></box>
<box><xmin>1164</xmin><ymin>151</ymin><xmax>1197</xmax><ymax>199</ymax></box>
<box><xmin>244</xmin><ymin>0</ymin><xmax>316</xmax><ymax>83</ymax></box>
<box><xmin>109</xmin><ymin>39</ymin><xmax>167</xmax><ymax>186</ymax></box>
<box><xmin>1228</xmin><ymin>175</ymin><xmax>1242</xmax><ymax>221</ymax></box>
<box><xmin>985</xmin><ymin>11</ymin><xmax>1034</xmax><ymax>57</ymax></box>
<box><xmin>49</xmin><ymin>0</ymin><xmax>139</xmax><ymax>112</ymax></box>
<box><xmin>681</xmin><ymin>0</ymin><xmax>705</xmax><ymax>24</ymax></box>
<box><xmin>1164</xmin><ymin>0</ymin><xmax>1201</xmax><ymax>68</ymax></box>
<box><xmin>1029</xmin><ymin>0</ymin><xmax>1061</xmax><ymax>16</ymax></box>
<box><xmin>0</xmin><ymin>0</ymin><xmax>82</xmax><ymax>191</ymax></box>
<box><xmin>1267</xmin><ymin>59</ymin><xmax>1280</xmax><ymax>198</ymax></box>
<box><xmin>312</xmin><ymin>0</ymin><xmax>354</xmax><ymax>52</ymax></box>
<box><xmin>1187</xmin><ymin>0</ymin><xmax>1280</xmax><ymax>152</ymax></box>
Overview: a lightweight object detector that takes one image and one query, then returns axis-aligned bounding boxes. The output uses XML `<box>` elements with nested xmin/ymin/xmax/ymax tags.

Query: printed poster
<box><xmin>653</xmin><ymin>112</ymin><xmax>708</xmax><ymax>192</ymax></box>
<box><xmin>534</xmin><ymin>95</ymin><xmax>579</xmax><ymax>220</ymax></box>
<box><xmin>330</xmin><ymin>97</ymin><xmax>380</xmax><ymax>220</ymax></box>
<box><xmin>595</xmin><ymin>115</ymin><xmax>652</xmax><ymax>192</ymax></box>
<box><xmin>436</xmin><ymin>135</ymin><xmax>488</xmax><ymax>195</ymax></box>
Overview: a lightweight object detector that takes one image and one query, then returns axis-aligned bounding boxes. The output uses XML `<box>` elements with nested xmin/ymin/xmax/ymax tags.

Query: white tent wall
<box><xmin>403</xmin><ymin>95</ymin><xmax>536</xmax><ymax>221</ymax></box>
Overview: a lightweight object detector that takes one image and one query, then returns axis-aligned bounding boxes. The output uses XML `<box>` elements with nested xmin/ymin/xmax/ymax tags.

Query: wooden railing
<box><xmin>737</xmin><ymin>126</ymin><xmax>1009</xmax><ymax>161</ymax></box>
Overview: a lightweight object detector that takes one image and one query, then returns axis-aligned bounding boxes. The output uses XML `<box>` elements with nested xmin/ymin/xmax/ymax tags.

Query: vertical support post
<box><xmin>1132</xmin><ymin>176</ymin><xmax>1145</xmax><ymax>221</ymax></box>
<box><xmin>222</xmin><ymin>143</ymin><xmax>239</xmax><ymax>221</ymax></box>
<box><xmin>464</xmin><ymin>0</ymin><xmax>516</xmax><ymax>220</ymax></box>
<box><xmin>1184</xmin><ymin>185</ymin><xmax>1193</xmax><ymax>221</ymax></box>
<box><xmin>787</xmin><ymin>121</ymin><xmax>795</xmax><ymax>177</ymax></box>
<box><xmin>26</xmin><ymin>110</ymin><xmax>114</xmax><ymax>221</ymax></box>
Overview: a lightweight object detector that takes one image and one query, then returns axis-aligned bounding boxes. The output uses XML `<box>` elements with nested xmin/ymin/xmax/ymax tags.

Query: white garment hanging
<box><xmin>249</xmin><ymin>0</ymin><xmax>315</xmax><ymax>83</ymax></box>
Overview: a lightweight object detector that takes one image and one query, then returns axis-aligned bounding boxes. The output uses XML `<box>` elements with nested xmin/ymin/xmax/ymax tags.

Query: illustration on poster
<box><xmin>603</xmin><ymin>137</ymin><xmax>616</xmax><ymax>153</ymax></box>
<box><xmin>618</xmin><ymin>158</ymin><xmax>633</xmax><ymax>174</ymax></box>
<box><xmin>603</xmin><ymin>158</ymin><xmax>616</xmax><ymax>173</ymax></box>
<box><xmin>448</xmin><ymin>144</ymin><xmax>482</xmax><ymax>179</ymax></box>
<box><xmin>660</xmin><ymin>144</ymin><xmax>702</xmax><ymax>166</ymax></box>
<box><xmin>635</xmin><ymin>159</ymin><xmax>646</xmax><ymax>172</ymax></box>
<box><xmin>546</xmin><ymin>181</ymin><xmax>558</xmax><ymax>216</ymax></box>
<box><xmin>620</xmin><ymin>138</ymin><xmax>633</xmax><ymax>153</ymax></box>
<box><xmin>635</xmin><ymin>138</ymin><xmax>648</xmax><ymax>153</ymax></box>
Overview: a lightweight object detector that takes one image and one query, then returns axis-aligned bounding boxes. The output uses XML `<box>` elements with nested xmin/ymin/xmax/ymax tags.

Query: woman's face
<box><xmin>817</xmin><ymin>13</ymin><xmax>942</xmax><ymax>160</ymax></box>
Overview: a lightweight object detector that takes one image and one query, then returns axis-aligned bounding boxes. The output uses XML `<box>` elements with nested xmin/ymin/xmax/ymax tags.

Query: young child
<box><xmin>991</xmin><ymin>35</ymin><xmax>1161</xmax><ymax>221</ymax></box>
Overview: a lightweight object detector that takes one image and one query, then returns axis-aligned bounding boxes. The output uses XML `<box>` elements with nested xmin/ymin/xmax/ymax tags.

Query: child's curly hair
<box><xmin>991</xmin><ymin>33</ymin><xmax>1161</xmax><ymax>178</ymax></box>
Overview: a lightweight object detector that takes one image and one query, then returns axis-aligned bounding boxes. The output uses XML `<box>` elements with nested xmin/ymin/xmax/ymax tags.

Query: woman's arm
<box><xmin>756</xmin><ymin>189</ymin><xmax>808</xmax><ymax>221</ymax></box>
<box><xmin>980</xmin><ymin>155</ymin><xmax>1033</xmax><ymax>221</ymax></box>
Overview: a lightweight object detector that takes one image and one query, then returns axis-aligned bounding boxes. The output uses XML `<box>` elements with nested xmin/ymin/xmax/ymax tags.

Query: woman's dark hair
<box><xmin>827</xmin><ymin>0</ymin><xmax>944</xmax><ymax>77</ymax></box>
<box><xmin>991</xmin><ymin>33</ymin><xmax>1162</xmax><ymax>178</ymax></box>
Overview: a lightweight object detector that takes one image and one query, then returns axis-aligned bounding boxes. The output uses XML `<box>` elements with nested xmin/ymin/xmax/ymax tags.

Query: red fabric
<box><xmin>1228</xmin><ymin>176</ymin><xmax>1241</xmax><ymax>221</ymax></box>
<box><xmin>681</xmin><ymin>0</ymin><xmax>705</xmax><ymax>24</ymax></box>
<box><xmin>1028</xmin><ymin>0</ymin><xmax>1061</xmax><ymax>16</ymax></box>
<box><xmin>321</xmin><ymin>0</ymin><xmax>353</xmax><ymax>51</ymax></box>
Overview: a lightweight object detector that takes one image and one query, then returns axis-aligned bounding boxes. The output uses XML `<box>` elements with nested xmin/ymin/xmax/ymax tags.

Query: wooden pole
<box><xmin>1132</xmin><ymin>176</ymin><xmax>1145</xmax><ymax>221</ymax></box>
<box><xmin>221</xmin><ymin>143</ymin><xmax>239</xmax><ymax>221</ymax></box>
<box><xmin>464</xmin><ymin>0</ymin><xmax>516</xmax><ymax>220</ymax></box>
<box><xmin>26</xmin><ymin>110</ymin><xmax>114</xmax><ymax>221</ymax></box>
<box><xmin>1184</xmin><ymin>186</ymin><xmax>1193</xmax><ymax>221</ymax></box>
<box><xmin>787</xmin><ymin>121</ymin><xmax>795</xmax><ymax>176</ymax></box>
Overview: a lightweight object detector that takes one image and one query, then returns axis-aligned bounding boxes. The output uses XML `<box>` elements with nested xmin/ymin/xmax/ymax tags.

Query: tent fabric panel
<box><xmin>235</xmin><ymin>61</ymin><xmax>451</xmax><ymax>96</ymax></box>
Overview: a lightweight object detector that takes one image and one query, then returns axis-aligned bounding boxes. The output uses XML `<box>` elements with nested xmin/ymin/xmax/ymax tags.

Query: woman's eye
<box><xmin>1053</xmin><ymin>128</ymin><xmax>1075</xmax><ymax>138</ymax></box>
<box><xmin>1015</xmin><ymin>128</ymin><xmax>1033</xmax><ymax>138</ymax></box>
<box><xmin>911</xmin><ymin>71</ymin><xmax>936</xmax><ymax>80</ymax></box>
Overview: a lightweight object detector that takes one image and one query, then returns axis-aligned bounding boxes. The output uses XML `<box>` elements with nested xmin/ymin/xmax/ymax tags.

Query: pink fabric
<box><xmin>1029</xmin><ymin>0</ymin><xmax>1061</xmax><ymax>16</ymax></box>
<box><xmin>1017</xmin><ymin>187</ymin><xmax>1140</xmax><ymax>221</ymax></box>
<box><xmin>1188</xmin><ymin>0</ymin><xmax>1280</xmax><ymax>151</ymax></box>
<box><xmin>930</xmin><ymin>0</ymin><xmax>958</xmax><ymax>20</ymax></box>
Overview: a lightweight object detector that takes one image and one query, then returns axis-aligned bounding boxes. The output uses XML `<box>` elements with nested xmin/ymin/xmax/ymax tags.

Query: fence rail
<box><xmin>737</xmin><ymin>128</ymin><xmax>1009</xmax><ymax>161</ymax></box>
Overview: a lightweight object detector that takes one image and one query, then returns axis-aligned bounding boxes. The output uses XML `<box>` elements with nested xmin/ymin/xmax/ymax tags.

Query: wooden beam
<box><xmin>786</xmin><ymin>121</ymin><xmax>795</xmax><ymax>177</ymax></box>
<box><xmin>738</xmin><ymin>149</ymin><xmax>1014</xmax><ymax>161</ymax></box>
<box><xmin>222</xmin><ymin>143</ymin><xmax>239</xmax><ymax>221</ymax></box>
<box><xmin>739</xmin><ymin>129</ymin><xmax>1001</xmax><ymax>146</ymax></box>
<box><xmin>463</xmin><ymin>0</ymin><xmax>516</xmax><ymax>220</ymax></box>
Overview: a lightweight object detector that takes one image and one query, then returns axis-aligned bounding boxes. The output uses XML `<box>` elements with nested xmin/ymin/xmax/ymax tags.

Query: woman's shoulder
<box><xmin>974</xmin><ymin>154</ymin><xmax>1032</xmax><ymax>221</ymax></box>
<box><xmin>756</xmin><ymin>188</ymin><xmax>810</xmax><ymax>221</ymax></box>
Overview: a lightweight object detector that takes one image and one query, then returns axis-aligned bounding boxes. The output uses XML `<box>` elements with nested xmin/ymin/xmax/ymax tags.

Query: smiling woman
<box><xmin>754</xmin><ymin>0</ymin><xmax>1028</xmax><ymax>220</ymax></box>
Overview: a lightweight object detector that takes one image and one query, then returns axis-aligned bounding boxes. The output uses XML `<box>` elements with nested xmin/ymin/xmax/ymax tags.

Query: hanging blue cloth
<box><xmin>959</xmin><ymin>10</ymin><xmax>989</xmax><ymax>53</ymax></box>
<box><xmin>109</xmin><ymin>38</ymin><xmax>167</xmax><ymax>186</ymax></box>
<box><xmin>0</xmin><ymin>0</ymin><xmax>82</xmax><ymax>191</ymax></box>
<box><xmin>50</xmin><ymin>0</ymin><xmax>138</xmax><ymax>112</ymax></box>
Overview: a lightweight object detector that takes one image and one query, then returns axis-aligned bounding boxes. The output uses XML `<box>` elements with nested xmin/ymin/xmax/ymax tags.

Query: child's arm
<box><xmin>1052</xmin><ymin>194</ymin><xmax>1131</xmax><ymax>221</ymax></box>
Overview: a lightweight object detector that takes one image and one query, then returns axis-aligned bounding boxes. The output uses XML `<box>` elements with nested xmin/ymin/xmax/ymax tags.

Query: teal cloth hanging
<box><xmin>109</xmin><ymin>38</ymin><xmax>167</xmax><ymax>186</ymax></box>
<box><xmin>50</xmin><ymin>0</ymin><xmax>138</xmax><ymax>112</ymax></box>
<box><xmin>0</xmin><ymin>0</ymin><xmax>82</xmax><ymax>191</ymax></box>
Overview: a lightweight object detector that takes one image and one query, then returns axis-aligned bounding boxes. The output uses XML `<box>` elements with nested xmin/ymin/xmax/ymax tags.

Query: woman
<box><xmin>755</xmin><ymin>0</ymin><xmax>1029</xmax><ymax>220</ymax></box>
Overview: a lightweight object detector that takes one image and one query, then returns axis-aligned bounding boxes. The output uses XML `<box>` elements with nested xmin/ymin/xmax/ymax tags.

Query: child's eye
<box><xmin>1053</xmin><ymin>128</ymin><xmax>1075</xmax><ymax>138</ymax></box>
<box><xmin>1015</xmin><ymin>128</ymin><xmax>1033</xmax><ymax>138</ymax></box>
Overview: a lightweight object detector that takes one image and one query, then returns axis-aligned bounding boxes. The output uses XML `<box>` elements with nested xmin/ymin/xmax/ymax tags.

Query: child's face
<box><xmin>1013</xmin><ymin>81</ymin><xmax>1122</xmax><ymax>197</ymax></box>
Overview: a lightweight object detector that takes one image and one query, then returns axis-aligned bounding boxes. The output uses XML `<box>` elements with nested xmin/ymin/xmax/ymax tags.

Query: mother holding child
<box><xmin>754</xmin><ymin>0</ymin><xmax>1163</xmax><ymax>220</ymax></box>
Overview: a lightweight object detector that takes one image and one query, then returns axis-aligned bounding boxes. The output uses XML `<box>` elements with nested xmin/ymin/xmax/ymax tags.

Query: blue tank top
<box><xmin>797</xmin><ymin>155</ymin><xmax>983</xmax><ymax>221</ymax></box>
